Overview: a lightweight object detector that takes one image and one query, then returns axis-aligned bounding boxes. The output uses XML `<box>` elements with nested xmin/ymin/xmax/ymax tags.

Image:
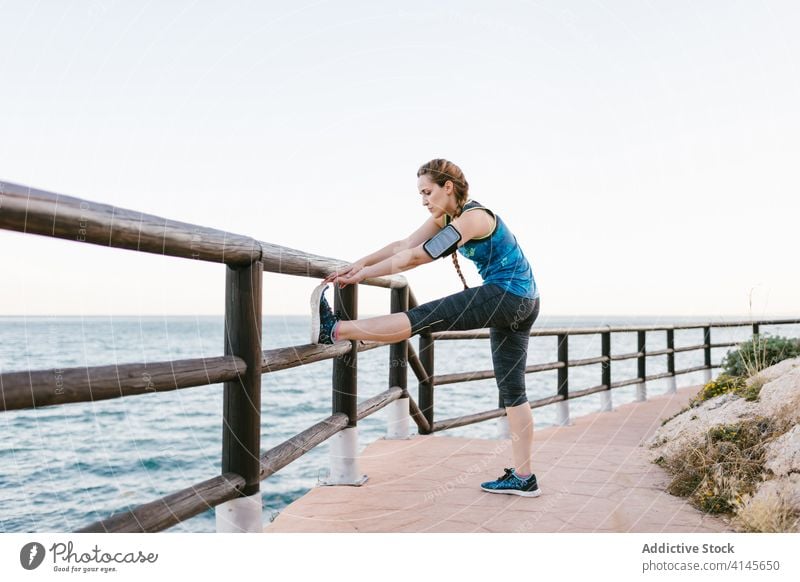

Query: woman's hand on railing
<box><xmin>323</xmin><ymin>261</ymin><xmax>366</xmax><ymax>288</ymax></box>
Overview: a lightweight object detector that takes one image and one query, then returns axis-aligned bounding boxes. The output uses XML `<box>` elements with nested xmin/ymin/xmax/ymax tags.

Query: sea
<box><xmin>1</xmin><ymin>314</ymin><xmax>797</xmax><ymax>533</ymax></box>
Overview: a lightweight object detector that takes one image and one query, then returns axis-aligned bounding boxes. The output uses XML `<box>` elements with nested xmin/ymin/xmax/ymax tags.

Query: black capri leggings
<box><xmin>404</xmin><ymin>284</ymin><xmax>540</xmax><ymax>408</ymax></box>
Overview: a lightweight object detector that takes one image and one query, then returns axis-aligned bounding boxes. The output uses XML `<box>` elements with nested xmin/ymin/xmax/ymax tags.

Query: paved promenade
<box><xmin>265</xmin><ymin>384</ymin><xmax>733</xmax><ymax>533</ymax></box>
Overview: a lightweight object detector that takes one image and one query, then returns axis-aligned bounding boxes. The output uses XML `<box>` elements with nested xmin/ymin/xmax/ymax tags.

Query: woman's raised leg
<box><xmin>335</xmin><ymin>313</ymin><xmax>412</xmax><ymax>343</ymax></box>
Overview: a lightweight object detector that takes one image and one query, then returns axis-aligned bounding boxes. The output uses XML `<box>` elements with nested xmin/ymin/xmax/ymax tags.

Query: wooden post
<box><xmin>753</xmin><ymin>322</ymin><xmax>760</xmax><ymax>338</ymax></box>
<box><xmin>666</xmin><ymin>328</ymin><xmax>677</xmax><ymax>393</ymax></box>
<box><xmin>636</xmin><ymin>330</ymin><xmax>647</xmax><ymax>401</ymax></box>
<box><xmin>600</xmin><ymin>330</ymin><xmax>612</xmax><ymax>411</ymax></box>
<box><xmin>217</xmin><ymin>260</ymin><xmax>263</xmax><ymax>533</ymax></box>
<box><xmin>325</xmin><ymin>283</ymin><xmax>367</xmax><ymax>485</ymax></box>
<box><xmin>556</xmin><ymin>334</ymin><xmax>570</xmax><ymax>425</ymax></box>
<box><xmin>332</xmin><ymin>283</ymin><xmax>358</xmax><ymax>427</ymax></box>
<box><xmin>418</xmin><ymin>333</ymin><xmax>435</xmax><ymax>434</ymax></box>
<box><xmin>703</xmin><ymin>326</ymin><xmax>712</xmax><ymax>383</ymax></box>
<box><xmin>387</xmin><ymin>286</ymin><xmax>410</xmax><ymax>439</ymax></box>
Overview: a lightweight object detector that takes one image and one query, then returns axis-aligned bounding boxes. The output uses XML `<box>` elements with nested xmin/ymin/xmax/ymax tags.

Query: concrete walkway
<box><xmin>264</xmin><ymin>384</ymin><xmax>734</xmax><ymax>533</ymax></box>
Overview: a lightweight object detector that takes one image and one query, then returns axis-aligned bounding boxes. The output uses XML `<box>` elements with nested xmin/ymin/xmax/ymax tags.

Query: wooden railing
<box><xmin>418</xmin><ymin>319</ymin><xmax>800</xmax><ymax>432</ymax></box>
<box><xmin>1</xmin><ymin>179</ymin><xmax>796</xmax><ymax>533</ymax></box>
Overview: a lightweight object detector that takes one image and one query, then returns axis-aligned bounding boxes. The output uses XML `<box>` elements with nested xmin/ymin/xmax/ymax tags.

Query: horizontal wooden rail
<box><xmin>431</xmin><ymin>393</ymin><xmax>566</xmax><ymax>432</ymax></box>
<box><xmin>645</xmin><ymin>371</ymin><xmax>675</xmax><ymax>382</ymax></box>
<box><xmin>433</xmin><ymin>361</ymin><xmax>563</xmax><ymax>386</ymax></box>
<box><xmin>0</xmin><ymin>180</ymin><xmax>407</xmax><ymax>288</ymax></box>
<box><xmin>75</xmin><ymin>472</ymin><xmax>246</xmax><ymax>533</ymax></box>
<box><xmin>432</xmin><ymin>407</ymin><xmax>506</xmax><ymax>432</ymax></box>
<box><xmin>261</xmin><ymin>339</ymin><xmax>388</xmax><ymax>373</ymax></box>
<box><xmin>673</xmin><ymin>343</ymin><xmax>709</xmax><ymax>354</ymax></box>
<box><xmin>431</xmin><ymin>319</ymin><xmax>800</xmax><ymax>340</ymax></box>
<box><xmin>1</xmin><ymin>340</ymin><xmax>395</xmax><ymax>412</ymax></box>
<box><xmin>356</xmin><ymin>386</ymin><xmax>404</xmax><ymax>421</ymax></box>
<box><xmin>0</xmin><ymin>180</ymin><xmax>260</xmax><ymax>266</ymax></box>
<box><xmin>260</xmin><ymin>413</ymin><xmax>350</xmax><ymax>480</ymax></box>
<box><xmin>569</xmin><ymin>384</ymin><xmax>610</xmax><ymax>399</ymax></box>
<box><xmin>676</xmin><ymin>364</ymin><xmax>712</xmax><ymax>375</ymax></box>
<box><xmin>609</xmin><ymin>377</ymin><xmax>644</xmax><ymax>389</ymax></box>
<box><xmin>1</xmin><ymin>355</ymin><xmax>246</xmax><ymax>411</ymax></box>
<box><xmin>569</xmin><ymin>355</ymin><xmax>608</xmax><ymax>367</ymax></box>
<box><xmin>260</xmin><ymin>387</ymin><xmax>403</xmax><ymax>480</ymax></box>
<box><xmin>610</xmin><ymin>350</ymin><xmax>644</xmax><ymax>362</ymax></box>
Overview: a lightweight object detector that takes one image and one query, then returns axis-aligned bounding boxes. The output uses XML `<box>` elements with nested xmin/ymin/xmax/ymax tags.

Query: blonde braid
<box><xmin>450</xmin><ymin>199</ymin><xmax>469</xmax><ymax>290</ymax></box>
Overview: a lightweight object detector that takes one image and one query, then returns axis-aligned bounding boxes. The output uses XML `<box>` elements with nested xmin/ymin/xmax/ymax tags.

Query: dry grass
<box><xmin>732</xmin><ymin>479</ymin><xmax>800</xmax><ymax>533</ymax></box>
<box><xmin>654</xmin><ymin>414</ymin><xmax>795</xmax><ymax>528</ymax></box>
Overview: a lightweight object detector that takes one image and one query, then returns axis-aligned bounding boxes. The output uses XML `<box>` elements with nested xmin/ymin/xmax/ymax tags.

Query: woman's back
<box><xmin>444</xmin><ymin>199</ymin><xmax>539</xmax><ymax>299</ymax></box>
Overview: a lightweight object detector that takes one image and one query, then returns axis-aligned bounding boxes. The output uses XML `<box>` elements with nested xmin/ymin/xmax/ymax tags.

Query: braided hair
<box><xmin>417</xmin><ymin>158</ymin><xmax>470</xmax><ymax>290</ymax></box>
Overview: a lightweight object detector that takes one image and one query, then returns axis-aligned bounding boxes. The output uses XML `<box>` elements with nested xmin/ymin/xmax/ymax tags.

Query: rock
<box><xmin>764</xmin><ymin>424</ymin><xmax>800</xmax><ymax>477</ymax></box>
<box><xmin>650</xmin><ymin>356</ymin><xmax>800</xmax><ymax>532</ymax></box>
<box><xmin>645</xmin><ymin>393</ymin><xmax>758</xmax><ymax>460</ymax></box>
<box><xmin>756</xmin><ymin>365</ymin><xmax>800</xmax><ymax>423</ymax></box>
<box><xmin>749</xmin><ymin>356</ymin><xmax>800</xmax><ymax>387</ymax></box>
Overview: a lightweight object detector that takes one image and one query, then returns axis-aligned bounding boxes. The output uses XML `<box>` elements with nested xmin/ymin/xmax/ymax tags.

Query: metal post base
<box><xmin>666</xmin><ymin>376</ymin><xmax>677</xmax><ymax>394</ymax></box>
<box><xmin>385</xmin><ymin>397</ymin><xmax>411</xmax><ymax>440</ymax></box>
<box><xmin>215</xmin><ymin>490</ymin><xmax>263</xmax><ymax>533</ymax></box>
<box><xmin>599</xmin><ymin>390</ymin><xmax>613</xmax><ymax>412</ymax></box>
<box><xmin>320</xmin><ymin>427</ymin><xmax>368</xmax><ymax>486</ymax></box>
<box><xmin>555</xmin><ymin>400</ymin><xmax>570</xmax><ymax>427</ymax></box>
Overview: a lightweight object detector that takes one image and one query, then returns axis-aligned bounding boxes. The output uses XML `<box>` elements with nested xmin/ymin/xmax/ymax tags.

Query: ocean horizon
<box><xmin>2</xmin><ymin>315</ymin><xmax>798</xmax><ymax>533</ymax></box>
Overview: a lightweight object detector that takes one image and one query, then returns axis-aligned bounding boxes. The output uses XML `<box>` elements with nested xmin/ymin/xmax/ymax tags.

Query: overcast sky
<box><xmin>1</xmin><ymin>0</ymin><xmax>797</xmax><ymax>318</ymax></box>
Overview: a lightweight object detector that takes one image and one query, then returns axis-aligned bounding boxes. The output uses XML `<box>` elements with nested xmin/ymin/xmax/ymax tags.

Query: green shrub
<box><xmin>721</xmin><ymin>334</ymin><xmax>800</xmax><ymax>378</ymax></box>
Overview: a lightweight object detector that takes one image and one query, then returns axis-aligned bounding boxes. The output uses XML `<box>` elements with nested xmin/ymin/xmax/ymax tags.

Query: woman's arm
<box><xmin>353</xmin><ymin>214</ymin><xmax>444</xmax><ymax>266</ymax></box>
<box><xmin>354</xmin><ymin>239</ymin><xmax>409</xmax><ymax>268</ymax></box>
<box><xmin>322</xmin><ymin>239</ymin><xmax>406</xmax><ymax>284</ymax></box>
<box><xmin>331</xmin><ymin>245</ymin><xmax>432</xmax><ymax>287</ymax></box>
<box><xmin>322</xmin><ymin>216</ymin><xmax>442</xmax><ymax>284</ymax></box>
<box><xmin>332</xmin><ymin>210</ymin><xmax>490</xmax><ymax>287</ymax></box>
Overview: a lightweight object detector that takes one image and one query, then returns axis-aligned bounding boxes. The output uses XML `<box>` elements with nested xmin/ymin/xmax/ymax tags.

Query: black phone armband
<box><xmin>423</xmin><ymin>224</ymin><xmax>462</xmax><ymax>259</ymax></box>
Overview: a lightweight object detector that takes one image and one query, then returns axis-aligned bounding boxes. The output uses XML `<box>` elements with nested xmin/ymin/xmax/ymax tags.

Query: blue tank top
<box><xmin>445</xmin><ymin>199</ymin><xmax>539</xmax><ymax>299</ymax></box>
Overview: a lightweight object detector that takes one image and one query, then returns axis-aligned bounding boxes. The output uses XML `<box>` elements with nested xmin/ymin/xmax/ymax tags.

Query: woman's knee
<box><xmin>502</xmin><ymin>390</ymin><xmax>529</xmax><ymax>408</ymax></box>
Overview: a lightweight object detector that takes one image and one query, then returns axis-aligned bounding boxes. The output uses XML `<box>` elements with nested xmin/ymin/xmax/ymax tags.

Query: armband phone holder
<box><xmin>423</xmin><ymin>224</ymin><xmax>462</xmax><ymax>259</ymax></box>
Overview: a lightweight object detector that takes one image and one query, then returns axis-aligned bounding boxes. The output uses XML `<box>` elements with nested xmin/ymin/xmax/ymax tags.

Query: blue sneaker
<box><xmin>480</xmin><ymin>468</ymin><xmax>541</xmax><ymax>497</ymax></box>
<box><xmin>311</xmin><ymin>283</ymin><xmax>341</xmax><ymax>345</ymax></box>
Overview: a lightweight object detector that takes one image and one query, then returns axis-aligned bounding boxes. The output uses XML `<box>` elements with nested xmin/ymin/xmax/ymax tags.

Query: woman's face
<box><xmin>417</xmin><ymin>174</ymin><xmax>454</xmax><ymax>219</ymax></box>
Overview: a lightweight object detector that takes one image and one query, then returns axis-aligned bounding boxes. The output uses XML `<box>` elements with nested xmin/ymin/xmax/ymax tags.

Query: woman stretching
<box><xmin>313</xmin><ymin>158</ymin><xmax>542</xmax><ymax>497</ymax></box>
